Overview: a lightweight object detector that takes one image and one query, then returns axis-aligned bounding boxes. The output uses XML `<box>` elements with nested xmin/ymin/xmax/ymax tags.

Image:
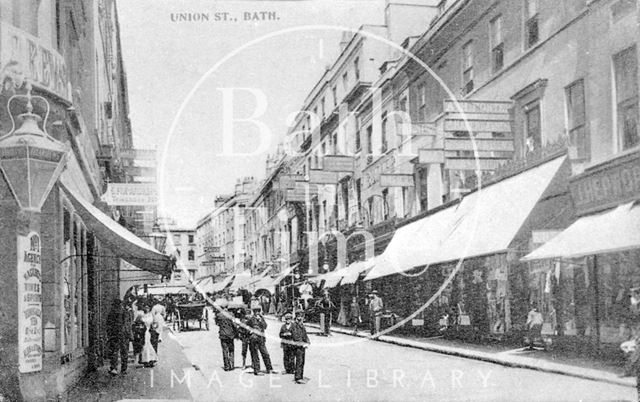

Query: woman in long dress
<box><xmin>140</xmin><ymin>307</ymin><xmax>158</xmax><ymax>367</ymax></box>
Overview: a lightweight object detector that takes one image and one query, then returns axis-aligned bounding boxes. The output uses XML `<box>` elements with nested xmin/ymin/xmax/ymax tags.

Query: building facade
<box><xmin>0</xmin><ymin>1</ymin><xmax>171</xmax><ymax>400</ymax></box>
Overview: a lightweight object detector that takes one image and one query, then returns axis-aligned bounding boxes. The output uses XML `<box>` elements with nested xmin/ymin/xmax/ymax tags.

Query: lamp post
<box><xmin>0</xmin><ymin>82</ymin><xmax>68</xmax><ymax>375</ymax></box>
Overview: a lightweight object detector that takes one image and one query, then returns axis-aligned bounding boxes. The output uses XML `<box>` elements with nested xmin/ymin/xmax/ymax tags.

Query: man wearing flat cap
<box><xmin>247</xmin><ymin>307</ymin><xmax>276</xmax><ymax>375</ymax></box>
<box><xmin>290</xmin><ymin>311</ymin><xmax>310</xmax><ymax>384</ymax></box>
<box><xmin>279</xmin><ymin>312</ymin><xmax>295</xmax><ymax>374</ymax></box>
<box><xmin>215</xmin><ymin>301</ymin><xmax>237</xmax><ymax>371</ymax></box>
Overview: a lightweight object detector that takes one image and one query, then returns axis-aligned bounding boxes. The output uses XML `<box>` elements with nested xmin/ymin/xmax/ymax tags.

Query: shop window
<box><xmin>462</xmin><ymin>41</ymin><xmax>474</xmax><ymax>95</ymax></box>
<box><xmin>525</xmin><ymin>0</ymin><xmax>539</xmax><ymax>48</ymax></box>
<box><xmin>614</xmin><ymin>46</ymin><xmax>639</xmax><ymax>150</ymax></box>
<box><xmin>565</xmin><ymin>79</ymin><xmax>590</xmax><ymax>161</ymax></box>
<box><xmin>490</xmin><ymin>15</ymin><xmax>504</xmax><ymax>72</ymax></box>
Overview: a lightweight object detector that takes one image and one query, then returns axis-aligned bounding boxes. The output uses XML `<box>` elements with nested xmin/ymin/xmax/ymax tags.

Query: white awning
<box><xmin>341</xmin><ymin>259</ymin><xmax>376</xmax><ymax>285</ymax></box>
<box><xmin>366</xmin><ymin>155</ymin><xmax>566</xmax><ymax>281</ymax></box>
<box><xmin>312</xmin><ymin>269</ymin><xmax>344</xmax><ymax>289</ymax></box>
<box><xmin>59</xmin><ymin>177</ymin><xmax>173</xmax><ymax>277</ymax></box>
<box><xmin>229</xmin><ymin>270</ymin><xmax>254</xmax><ymax>291</ymax></box>
<box><xmin>210</xmin><ymin>275</ymin><xmax>234</xmax><ymax>293</ymax></box>
<box><xmin>147</xmin><ymin>284</ymin><xmax>194</xmax><ymax>295</ymax></box>
<box><xmin>522</xmin><ymin>202</ymin><xmax>640</xmax><ymax>261</ymax></box>
<box><xmin>250</xmin><ymin>276</ymin><xmax>276</xmax><ymax>294</ymax></box>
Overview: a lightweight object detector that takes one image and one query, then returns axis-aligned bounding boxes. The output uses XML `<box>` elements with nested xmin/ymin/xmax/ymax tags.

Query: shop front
<box><xmin>523</xmin><ymin>150</ymin><xmax>640</xmax><ymax>348</ymax></box>
<box><xmin>0</xmin><ymin>86</ymin><xmax>172</xmax><ymax>400</ymax></box>
<box><xmin>365</xmin><ymin>153</ymin><xmax>569</xmax><ymax>341</ymax></box>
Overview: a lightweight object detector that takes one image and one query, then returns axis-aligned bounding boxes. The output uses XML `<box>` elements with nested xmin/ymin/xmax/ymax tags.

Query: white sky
<box><xmin>117</xmin><ymin>0</ymin><xmax>386</xmax><ymax>227</ymax></box>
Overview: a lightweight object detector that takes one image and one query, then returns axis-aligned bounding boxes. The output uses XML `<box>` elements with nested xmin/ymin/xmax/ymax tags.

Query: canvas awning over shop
<box><xmin>365</xmin><ymin>154</ymin><xmax>567</xmax><ymax>281</ymax></box>
<box><xmin>271</xmin><ymin>265</ymin><xmax>297</xmax><ymax>286</ymax></box>
<box><xmin>210</xmin><ymin>275</ymin><xmax>234</xmax><ymax>293</ymax></box>
<box><xmin>249</xmin><ymin>276</ymin><xmax>276</xmax><ymax>294</ymax></box>
<box><xmin>59</xmin><ymin>177</ymin><xmax>173</xmax><ymax>277</ymax></box>
<box><xmin>311</xmin><ymin>269</ymin><xmax>345</xmax><ymax>289</ymax></box>
<box><xmin>229</xmin><ymin>270</ymin><xmax>254</xmax><ymax>291</ymax></box>
<box><xmin>341</xmin><ymin>259</ymin><xmax>376</xmax><ymax>285</ymax></box>
<box><xmin>522</xmin><ymin>202</ymin><xmax>640</xmax><ymax>261</ymax></box>
<box><xmin>147</xmin><ymin>284</ymin><xmax>194</xmax><ymax>295</ymax></box>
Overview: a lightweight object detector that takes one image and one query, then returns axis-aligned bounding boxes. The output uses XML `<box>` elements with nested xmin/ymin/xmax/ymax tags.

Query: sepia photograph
<box><xmin>0</xmin><ymin>0</ymin><xmax>639</xmax><ymax>401</ymax></box>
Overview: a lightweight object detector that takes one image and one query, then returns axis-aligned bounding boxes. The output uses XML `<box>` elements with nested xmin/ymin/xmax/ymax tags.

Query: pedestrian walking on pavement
<box><xmin>525</xmin><ymin>302</ymin><xmax>544</xmax><ymax>349</ymax></box>
<box><xmin>368</xmin><ymin>291</ymin><xmax>384</xmax><ymax>336</ymax></box>
<box><xmin>317</xmin><ymin>291</ymin><xmax>336</xmax><ymax>336</ymax></box>
<box><xmin>291</xmin><ymin>311</ymin><xmax>310</xmax><ymax>384</ymax></box>
<box><xmin>139</xmin><ymin>303</ymin><xmax>158</xmax><ymax>367</ymax></box>
<box><xmin>106</xmin><ymin>298</ymin><xmax>132</xmax><ymax>375</ymax></box>
<box><xmin>247</xmin><ymin>307</ymin><xmax>276</xmax><ymax>375</ymax></box>
<box><xmin>349</xmin><ymin>296</ymin><xmax>362</xmax><ymax>335</ymax></box>
<box><xmin>279</xmin><ymin>312</ymin><xmax>295</xmax><ymax>374</ymax></box>
<box><xmin>132</xmin><ymin>299</ymin><xmax>147</xmax><ymax>365</ymax></box>
<box><xmin>215</xmin><ymin>302</ymin><xmax>237</xmax><ymax>371</ymax></box>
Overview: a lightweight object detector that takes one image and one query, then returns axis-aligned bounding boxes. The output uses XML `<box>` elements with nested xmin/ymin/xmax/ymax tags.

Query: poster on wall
<box><xmin>17</xmin><ymin>231</ymin><xmax>43</xmax><ymax>373</ymax></box>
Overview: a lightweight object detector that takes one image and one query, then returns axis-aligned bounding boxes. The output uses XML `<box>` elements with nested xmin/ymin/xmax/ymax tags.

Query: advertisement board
<box><xmin>18</xmin><ymin>232</ymin><xmax>43</xmax><ymax>373</ymax></box>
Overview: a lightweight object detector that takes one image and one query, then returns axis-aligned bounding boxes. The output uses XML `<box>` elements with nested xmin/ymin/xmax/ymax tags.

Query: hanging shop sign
<box><xmin>0</xmin><ymin>25</ymin><xmax>70</xmax><ymax>102</ymax></box>
<box><xmin>308</xmin><ymin>169</ymin><xmax>338</xmax><ymax>185</ymax></box>
<box><xmin>379</xmin><ymin>174</ymin><xmax>414</xmax><ymax>187</ymax></box>
<box><xmin>570</xmin><ymin>151</ymin><xmax>640</xmax><ymax>216</ymax></box>
<box><xmin>323</xmin><ymin>155</ymin><xmax>355</xmax><ymax>172</ymax></box>
<box><xmin>18</xmin><ymin>232</ymin><xmax>43</xmax><ymax>373</ymax></box>
<box><xmin>102</xmin><ymin>183</ymin><xmax>158</xmax><ymax>206</ymax></box>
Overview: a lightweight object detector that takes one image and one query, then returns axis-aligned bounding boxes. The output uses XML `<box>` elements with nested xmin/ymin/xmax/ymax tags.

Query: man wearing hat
<box><xmin>215</xmin><ymin>301</ymin><xmax>237</xmax><ymax>371</ymax></box>
<box><xmin>279</xmin><ymin>312</ymin><xmax>295</xmax><ymax>374</ymax></box>
<box><xmin>368</xmin><ymin>291</ymin><xmax>384</xmax><ymax>336</ymax></box>
<box><xmin>290</xmin><ymin>311</ymin><xmax>310</xmax><ymax>384</ymax></box>
<box><xmin>247</xmin><ymin>307</ymin><xmax>276</xmax><ymax>375</ymax></box>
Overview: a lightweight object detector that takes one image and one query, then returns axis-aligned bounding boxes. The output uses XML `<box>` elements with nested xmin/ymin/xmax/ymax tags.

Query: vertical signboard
<box><xmin>18</xmin><ymin>232</ymin><xmax>43</xmax><ymax>373</ymax></box>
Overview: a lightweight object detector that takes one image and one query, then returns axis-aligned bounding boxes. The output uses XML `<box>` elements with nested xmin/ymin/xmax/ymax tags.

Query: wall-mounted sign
<box><xmin>418</xmin><ymin>149</ymin><xmax>444</xmax><ymax>164</ymax></box>
<box><xmin>380</xmin><ymin>174</ymin><xmax>414</xmax><ymax>187</ymax></box>
<box><xmin>1</xmin><ymin>25</ymin><xmax>70</xmax><ymax>102</ymax></box>
<box><xmin>120</xmin><ymin>149</ymin><xmax>157</xmax><ymax>161</ymax></box>
<box><xmin>363</xmin><ymin>152</ymin><xmax>396</xmax><ymax>189</ymax></box>
<box><xmin>18</xmin><ymin>232</ymin><xmax>43</xmax><ymax>373</ymax></box>
<box><xmin>308</xmin><ymin>169</ymin><xmax>338</xmax><ymax>185</ymax></box>
<box><xmin>204</xmin><ymin>246</ymin><xmax>220</xmax><ymax>253</ymax></box>
<box><xmin>323</xmin><ymin>155</ymin><xmax>355</xmax><ymax>172</ymax></box>
<box><xmin>444</xmin><ymin>100</ymin><xmax>512</xmax><ymax>115</ymax></box>
<box><xmin>570</xmin><ymin>151</ymin><xmax>640</xmax><ymax>216</ymax></box>
<box><xmin>102</xmin><ymin>184</ymin><xmax>158</xmax><ymax>206</ymax></box>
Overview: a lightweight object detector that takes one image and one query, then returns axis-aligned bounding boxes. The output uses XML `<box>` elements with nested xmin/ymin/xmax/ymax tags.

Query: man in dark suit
<box><xmin>291</xmin><ymin>311</ymin><xmax>310</xmax><ymax>384</ymax></box>
<box><xmin>215</xmin><ymin>303</ymin><xmax>237</xmax><ymax>371</ymax></box>
<box><xmin>247</xmin><ymin>307</ymin><xmax>276</xmax><ymax>375</ymax></box>
<box><xmin>279</xmin><ymin>312</ymin><xmax>295</xmax><ymax>374</ymax></box>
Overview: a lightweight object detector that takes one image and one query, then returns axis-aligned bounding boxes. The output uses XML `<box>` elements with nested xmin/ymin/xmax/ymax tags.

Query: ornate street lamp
<box><xmin>0</xmin><ymin>82</ymin><xmax>68</xmax><ymax>212</ymax></box>
<box><xmin>0</xmin><ymin>82</ymin><xmax>69</xmax><ymax>375</ymax></box>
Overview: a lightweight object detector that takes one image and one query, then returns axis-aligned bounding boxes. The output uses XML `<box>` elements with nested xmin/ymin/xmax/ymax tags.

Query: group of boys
<box><xmin>215</xmin><ymin>303</ymin><xmax>310</xmax><ymax>384</ymax></box>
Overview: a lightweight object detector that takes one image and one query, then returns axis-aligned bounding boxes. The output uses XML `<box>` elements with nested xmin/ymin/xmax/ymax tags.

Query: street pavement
<box><xmin>171</xmin><ymin>314</ymin><xmax>637</xmax><ymax>402</ymax></box>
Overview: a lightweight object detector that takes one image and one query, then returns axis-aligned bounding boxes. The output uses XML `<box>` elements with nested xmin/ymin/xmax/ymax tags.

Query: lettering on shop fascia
<box><xmin>363</xmin><ymin>152</ymin><xmax>396</xmax><ymax>189</ymax></box>
<box><xmin>570</xmin><ymin>151</ymin><xmax>640</xmax><ymax>215</ymax></box>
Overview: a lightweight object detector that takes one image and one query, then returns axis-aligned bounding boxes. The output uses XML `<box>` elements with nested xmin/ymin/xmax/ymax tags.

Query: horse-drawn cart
<box><xmin>172</xmin><ymin>302</ymin><xmax>209</xmax><ymax>331</ymax></box>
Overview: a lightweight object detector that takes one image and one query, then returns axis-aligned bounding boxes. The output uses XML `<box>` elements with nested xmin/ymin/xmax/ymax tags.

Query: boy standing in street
<box><xmin>247</xmin><ymin>307</ymin><xmax>276</xmax><ymax>375</ymax></box>
<box><xmin>279</xmin><ymin>312</ymin><xmax>295</xmax><ymax>374</ymax></box>
<box><xmin>291</xmin><ymin>311</ymin><xmax>310</xmax><ymax>384</ymax></box>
